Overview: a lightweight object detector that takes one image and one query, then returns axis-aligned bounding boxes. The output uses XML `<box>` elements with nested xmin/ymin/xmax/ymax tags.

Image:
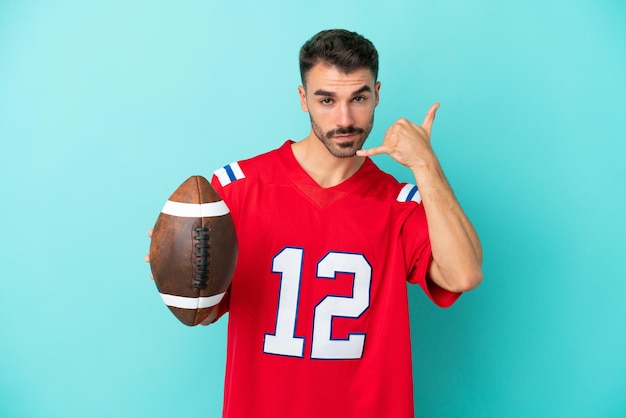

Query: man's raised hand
<box><xmin>356</xmin><ymin>103</ymin><xmax>440</xmax><ymax>172</ymax></box>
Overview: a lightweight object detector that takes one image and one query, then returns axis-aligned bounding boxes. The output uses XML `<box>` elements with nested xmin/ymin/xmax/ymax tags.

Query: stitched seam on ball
<box><xmin>193</xmin><ymin>226</ymin><xmax>210</xmax><ymax>290</ymax></box>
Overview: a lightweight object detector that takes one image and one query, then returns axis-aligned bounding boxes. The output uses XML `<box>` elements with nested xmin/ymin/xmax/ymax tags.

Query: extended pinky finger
<box><xmin>356</xmin><ymin>146</ymin><xmax>388</xmax><ymax>157</ymax></box>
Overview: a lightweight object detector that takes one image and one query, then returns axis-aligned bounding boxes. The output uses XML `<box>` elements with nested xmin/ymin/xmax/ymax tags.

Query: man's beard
<box><xmin>310</xmin><ymin>115</ymin><xmax>374</xmax><ymax>158</ymax></box>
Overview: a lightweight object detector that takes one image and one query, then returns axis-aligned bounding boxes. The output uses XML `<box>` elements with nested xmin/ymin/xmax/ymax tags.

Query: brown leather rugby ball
<box><xmin>149</xmin><ymin>175</ymin><xmax>237</xmax><ymax>326</ymax></box>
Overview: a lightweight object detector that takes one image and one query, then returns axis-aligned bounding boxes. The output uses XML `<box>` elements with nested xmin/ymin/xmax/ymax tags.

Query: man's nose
<box><xmin>336</xmin><ymin>103</ymin><xmax>354</xmax><ymax>127</ymax></box>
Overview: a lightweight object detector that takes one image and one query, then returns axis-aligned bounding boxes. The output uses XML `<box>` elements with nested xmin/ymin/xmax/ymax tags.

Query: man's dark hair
<box><xmin>299</xmin><ymin>29</ymin><xmax>379</xmax><ymax>86</ymax></box>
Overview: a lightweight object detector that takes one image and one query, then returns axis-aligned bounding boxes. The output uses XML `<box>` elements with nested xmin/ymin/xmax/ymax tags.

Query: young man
<box><xmin>152</xmin><ymin>29</ymin><xmax>482</xmax><ymax>417</ymax></box>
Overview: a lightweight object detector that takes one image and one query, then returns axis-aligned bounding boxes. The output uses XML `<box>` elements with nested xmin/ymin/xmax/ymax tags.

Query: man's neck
<box><xmin>291</xmin><ymin>135</ymin><xmax>365</xmax><ymax>189</ymax></box>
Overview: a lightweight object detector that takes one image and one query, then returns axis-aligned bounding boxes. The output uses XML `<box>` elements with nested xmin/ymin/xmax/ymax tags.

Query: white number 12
<box><xmin>263</xmin><ymin>247</ymin><xmax>372</xmax><ymax>360</ymax></box>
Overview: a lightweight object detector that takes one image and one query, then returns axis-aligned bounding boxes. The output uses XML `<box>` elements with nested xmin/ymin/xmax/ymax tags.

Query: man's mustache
<box><xmin>326</xmin><ymin>126</ymin><xmax>364</xmax><ymax>139</ymax></box>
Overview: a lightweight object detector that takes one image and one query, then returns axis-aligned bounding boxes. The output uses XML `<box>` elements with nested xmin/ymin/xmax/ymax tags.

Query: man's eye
<box><xmin>321</xmin><ymin>98</ymin><xmax>333</xmax><ymax>105</ymax></box>
<box><xmin>353</xmin><ymin>96</ymin><xmax>366</xmax><ymax>102</ymax></box>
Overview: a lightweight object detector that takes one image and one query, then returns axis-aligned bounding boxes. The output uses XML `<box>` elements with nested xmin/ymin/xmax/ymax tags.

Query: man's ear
<box><xmin>375</xmin><ymin>81</ymin><xmax>381</xmax><ymax>107</ymax></box>
<box><xmin>298</xmin><ymin>85</ymin><xmax>309</xmax><ymax>112</ymax></box>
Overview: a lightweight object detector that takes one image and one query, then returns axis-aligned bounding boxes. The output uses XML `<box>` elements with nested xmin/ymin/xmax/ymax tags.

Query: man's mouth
<box><xmin>327</xmin><ymin>127</ymin><xmax>364</xmax><ymax>140</ymax></box>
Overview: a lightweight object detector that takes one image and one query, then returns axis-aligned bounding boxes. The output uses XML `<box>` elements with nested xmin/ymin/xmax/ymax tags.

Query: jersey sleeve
<box><xmin>400</xmin><ymin>191</ymin><xmax>462</xmax><ymax>308</ymax></box>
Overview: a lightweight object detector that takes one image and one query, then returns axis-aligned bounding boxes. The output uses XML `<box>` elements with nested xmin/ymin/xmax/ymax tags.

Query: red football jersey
<box><xmin>211</xmin><ymin>141</ymin><xmax>460</xmax><ymax>418</ymax></box>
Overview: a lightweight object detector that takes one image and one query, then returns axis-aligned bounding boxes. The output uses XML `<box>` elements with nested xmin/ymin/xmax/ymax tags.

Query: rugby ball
<box><xmin>149</xmin><ymin>175</ymin><xmax>237</xmax><ymax>326</ymax></box>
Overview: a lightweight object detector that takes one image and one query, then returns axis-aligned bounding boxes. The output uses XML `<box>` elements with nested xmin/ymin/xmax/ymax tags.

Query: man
<box><xmin>149</xmin><ymin>29</ymin><xmax>482</xmax><ymax>417</ymax></box>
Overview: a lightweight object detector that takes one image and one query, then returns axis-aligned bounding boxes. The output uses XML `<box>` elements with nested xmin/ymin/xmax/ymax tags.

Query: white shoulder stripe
<box><xmin>213</xmin><ymin>162</ymin><xmax>245</xmax><ymax>187</ymax></box>
<box><xmin>160</xmin><ymin>292</ymin><xmax>226</xmax><ymax>309</ymax></box>
<box><xmin>161</xmin><ymin>200</ymin><xmax>230</xmax><ymax>217</ymax></box>
<box><xmin>397</xmin><ymin>183</ymin><xmax>422</xmax><ymax>204</ymax></box>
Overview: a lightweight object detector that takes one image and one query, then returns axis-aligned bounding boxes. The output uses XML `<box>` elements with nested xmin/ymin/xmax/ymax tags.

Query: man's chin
<box><xmin>328</xmin><ymin>141</ymin><xmax>361</xmax><ymax>158</ymax></box>
<box><xmin>315</xmin><ymin>130</ymin><xmax>369</xmax><ymax>158</ymax></box>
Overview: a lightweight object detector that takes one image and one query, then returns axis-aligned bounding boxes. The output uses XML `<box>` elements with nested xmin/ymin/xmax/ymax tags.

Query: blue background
<box><xmin>1</xmin><ymin>0</ymin><xmax>625</xmax><ymax>417</ymax></box>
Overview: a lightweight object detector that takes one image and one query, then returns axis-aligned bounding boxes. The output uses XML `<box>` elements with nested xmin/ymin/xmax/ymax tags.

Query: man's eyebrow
<box><xmin>313</xmin><ymin>89</ymin><xmax>336</xmax><ymax>97</ymax></box>
<box><xmin>313</xmin><ymin>85</ymin><xmax>372</xmax><ymax>97</ymax></box>
<box><xmin>352</xmin><ymin>85</ymin><xmax>372</xmax><ymax>96</ymax></box>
